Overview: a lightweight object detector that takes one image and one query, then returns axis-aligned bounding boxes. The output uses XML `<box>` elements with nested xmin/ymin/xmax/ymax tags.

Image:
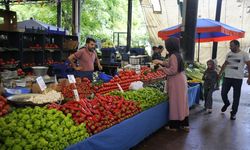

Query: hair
<box><xmin>165</xmin><ymin>37</ymin><xmax>180</xmax><ymax>55</ymax></box>
<box><xmin>207</xmin><ymin>59</ymin><xmax>215</xmax><ymax>70</ymax></box>
<box><xmin>152</xmin><ymin>46</ymin><xmax>158</xmax><ymax>51</ymax></box>
<box><xmin>86</xmin><ymin>37</ymin><xmax>96</xmax><ymax>44</ymax></box>
<box><xmin>158</xmin><ymin>45</ymin><xmax>164</xmax><ymax>50</ymax></box>
<box><xmin>165</xmin><ymin>37</ymin><xmax>184</xmax><ymax>73</ymax></box>
<box><xmin>230</xmin><ymin>40</ymin><xmax>240</xmax><ymax>47</ymax></box>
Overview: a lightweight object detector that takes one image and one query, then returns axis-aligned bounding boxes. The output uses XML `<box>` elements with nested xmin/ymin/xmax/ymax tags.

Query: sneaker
<box><xmin>230</xmin><ymin>112</ymin><xmax>236</xmax><ymax>120</ymax></box>
<box><xmin>180</xmin><ymin>126</ymin><xmax>190</xmax><ymax>132</ymax></box>
<box><xmin>221</xmin><ymin>103</ymin><xmax>230</xmax><ymax>112</ymax></box>
<box><xmin>207</xmin><ymin>109</ymin><xmax>212</xmax><ymax>114</ymax></box>
<box><xmin>165</xmin><ymin>126</ymin><xmax>178</xmax><ymax>131</ymax></box>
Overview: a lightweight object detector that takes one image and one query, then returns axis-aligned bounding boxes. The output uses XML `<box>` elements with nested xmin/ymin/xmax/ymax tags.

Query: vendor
<box><xmin>152</xmin><ymin>46</ymin><xmax>162</xmax><ymax>60</ymax></box>
<box><xmin>68</xmin><ymin>38</ymin><xmax>102</xmax><ymax>81</ymax></box>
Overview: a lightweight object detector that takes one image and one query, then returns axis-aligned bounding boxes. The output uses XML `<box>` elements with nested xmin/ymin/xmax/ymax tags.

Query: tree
<box><xmin>4</xmin><ymin>0</ymin><xmax>149</xmax><ymax>47</ymax></box>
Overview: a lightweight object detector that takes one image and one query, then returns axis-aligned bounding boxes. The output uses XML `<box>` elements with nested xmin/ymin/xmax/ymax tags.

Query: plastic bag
<box><xmin>129</xmin><ymin>81</ymin><xmax>144</xmax><ymax>90</ymax></box>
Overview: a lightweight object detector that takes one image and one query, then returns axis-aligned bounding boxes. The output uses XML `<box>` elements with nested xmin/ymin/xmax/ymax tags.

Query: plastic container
<box><xmin>4</xmin><ymin>87</ymin><xmax>31</xmax><ymax>97</ymax></box>
<box><xmin>98</xmin><ymin>72</ymin><xmax>112</xmax><ymax>82</ymax></box>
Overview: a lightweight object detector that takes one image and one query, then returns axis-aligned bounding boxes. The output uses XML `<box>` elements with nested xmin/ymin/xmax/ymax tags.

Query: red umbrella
<box><xmin>158</xmin><ymin>18</ymin><xmax>245</xmax><ymax>61</ymax></box>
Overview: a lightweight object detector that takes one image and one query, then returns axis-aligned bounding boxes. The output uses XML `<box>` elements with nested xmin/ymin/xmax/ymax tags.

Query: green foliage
<box><xmin>7</xmin><ymin>0</ymin><xmax>149</xmax><ymax>47</ymax></box>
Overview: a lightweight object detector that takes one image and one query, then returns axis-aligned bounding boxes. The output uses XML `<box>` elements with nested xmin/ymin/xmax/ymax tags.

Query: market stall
<box><xmin>0</xmin><ymin>65</ymin><xmax>201</xmax><ymax>150</ymax></box>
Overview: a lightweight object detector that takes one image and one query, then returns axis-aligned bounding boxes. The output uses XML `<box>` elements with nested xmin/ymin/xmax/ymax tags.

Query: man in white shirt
<box><xmin>219</xmin><ymin>40</ymin><xmax>250</xmax><ymax>120</ymax></box>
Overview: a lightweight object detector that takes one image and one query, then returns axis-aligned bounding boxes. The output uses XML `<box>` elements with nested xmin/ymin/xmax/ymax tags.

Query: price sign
<box><xmin>117</xmin><ymin>83</ymin><xmax>124</xmax><ymax>93</ymax></box>
<box><xmin>67</xmin><ymin>75</ymin><xmax>76</xmax><ymax>83</ymax></box>
<box><xmin>73</xmin><ymin>89</ymin><xmax>80</xmax><ymax>101</ymax></box>
<box><xmin>36</xmin><ymin>76</ymin><xmax>47</xmax><ymax>91</ymax></box>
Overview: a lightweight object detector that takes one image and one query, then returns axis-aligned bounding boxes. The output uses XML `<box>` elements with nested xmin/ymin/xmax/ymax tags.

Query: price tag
<box><xmin>117</xmin><ymin>83</ymin><xmax>124</xmax><ymax>93</ymax></box>
<box><xmin>73</xmin><ymin>89</ymin><xmax>80</xmax><ymax>101</ymax></box>
<box><xmin>135</xmin><ymin>65</ymin><xmax>141</xmax><ymax>74</ymax></box>
<box><xmin>67</xmin><ymin>75</ymin><xmax>76</xmax><ymax>83</ymax></box>
<box><xmin>36</xmin><ymin>76</ymin><xmax>47</xmax><ymax>91</ymax></box>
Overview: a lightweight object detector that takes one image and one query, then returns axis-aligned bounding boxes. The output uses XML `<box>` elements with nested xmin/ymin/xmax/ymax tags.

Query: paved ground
<box><xmin>132</xmin><ymin>78</ymin><xmax>250</xmax><ymax>150</ymax></box>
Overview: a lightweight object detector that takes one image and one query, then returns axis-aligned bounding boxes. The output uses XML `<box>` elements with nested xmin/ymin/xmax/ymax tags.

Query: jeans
<box><xmin>204</xmin><ymin>86</ymin><xmax>214</xmax><ymax>109</ymax></box>
<box><xmin>75</xmin><ymin>71</ymin><xmax>93</xmax><ymax>81</ymax></box>
<box><xmin>221</xmin><ymin>78</ymin><xmax>243</xmax><ymax>115</ymax></box>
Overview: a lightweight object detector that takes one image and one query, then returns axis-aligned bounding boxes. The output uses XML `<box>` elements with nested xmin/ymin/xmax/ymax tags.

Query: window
<box><xmin>151</xmin><ymin>0</ymin><xmax>162</xmax><ymax>13</ymax></box>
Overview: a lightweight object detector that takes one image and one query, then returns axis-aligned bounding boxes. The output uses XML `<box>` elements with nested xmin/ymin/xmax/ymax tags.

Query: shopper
<box><xmin>219</xmin><ymin>40</ymin><xmax>250</xmax><ymax>120</ymax></box>
<box><xmin>68</xmin><ymin>38</ymin><xmax>102</xmax><ymax>81</ymax></box>
<box><xmin>152</xmin><ymin>46</ymin><xmax>162</xmax><ymax>60</ymax></box>
<box><xmin>153</xmin><ymin>37</ymin><xmax>189</xmax><ymax>131</ymax></box>
<box><xmin>202</xmin><ymin>59</ymin><xmax>218</xmax><ymax>114</ymax></box>
<box><xmin>158</xmin><ymin>45</ymin><xmax>164</xmax><ymax>54</ymax></box>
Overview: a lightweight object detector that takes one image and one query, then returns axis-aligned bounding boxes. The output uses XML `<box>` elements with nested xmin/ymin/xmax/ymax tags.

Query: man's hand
<box><xmin>98</xmin><ymin>65</ymin><xmax>103</xmax><ymax>71</ymax></box>
<box><xmin>74</xmin><ymin>66</ymin><xmax>83</xmax><ymax>71</ymax></box>
<box><xmin>247</xmin><ymin>78</ymin><xmax>250</xmax><ymax>85</ymax></box>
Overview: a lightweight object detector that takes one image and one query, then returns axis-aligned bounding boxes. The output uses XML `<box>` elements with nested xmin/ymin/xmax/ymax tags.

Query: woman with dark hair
<box><xmin>153</xmin><ymin>37</ymin><xmax>189</xmax><ymax>131</ymax></box>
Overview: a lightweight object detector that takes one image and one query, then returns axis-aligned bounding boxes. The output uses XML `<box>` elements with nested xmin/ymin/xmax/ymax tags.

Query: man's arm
<box><xmin>68</xmin><ymin>54</ymin><xmax>77</xmax><ymax>69</ymax></box>
<box><xmin>218</xmin><ymin>61</ymin><xmax>228</xmax><ymax>78</ymax></box>
<box><xmin>246</xmin><ymin>61</ymin><xmax>250</xmax><ymax>85</ymax></box>
<box><xmin>95</xmin><ymin>53</ymin><xmax>102</xmax><ymax>70</ymax></box>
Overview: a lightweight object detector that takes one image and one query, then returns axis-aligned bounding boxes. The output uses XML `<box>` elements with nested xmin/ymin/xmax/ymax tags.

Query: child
<box><xmin>202</xmin><ymin>59</ymin><xmax>218</xmax><ymax>114</ymax></box>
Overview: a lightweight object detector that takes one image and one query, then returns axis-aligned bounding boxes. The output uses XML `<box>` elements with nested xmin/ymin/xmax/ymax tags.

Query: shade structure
<box><xmin>158</xmin><ymin>18</ymin><xmax>245</xmax><ymax>42</ymax></box>
<box><xmin>17</xmin><ymin>18</ymin><xmax>66</xmax><ymax>35</ymax></box>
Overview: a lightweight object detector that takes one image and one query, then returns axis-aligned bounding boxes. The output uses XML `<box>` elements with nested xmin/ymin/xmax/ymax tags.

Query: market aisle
<box><xmin>132</xmin><ymin>79</ymin><xmax>250</xmax><ymax>150</ymax></box>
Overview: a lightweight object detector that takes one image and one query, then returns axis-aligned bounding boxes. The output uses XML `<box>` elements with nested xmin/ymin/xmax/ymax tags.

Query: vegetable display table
<box><xmin>67</xmin><ymin>85</ymin><xmax>200</xmax><ymax>150</ymax></box>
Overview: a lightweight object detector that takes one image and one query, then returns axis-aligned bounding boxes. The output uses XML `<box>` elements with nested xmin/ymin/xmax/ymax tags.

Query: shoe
<box><xmin>221</xmin><ymin>103</ymin><xmax>230</xmax><ymax>112</ymax></box>
<box><xmin>230</xmin><ymin>112</ymin><xmax>236</xmax><ymax>120</ymax></box>
<box><xmin>165</xmin><ymin>126</ymin><xmax>178</xmax><ymax>131</ymax></box>
<box><xmin>180</xmin><ymin>126</ymin><xmax>190</xmax><ymax>132</ymax></box>
<box><xmin>206</xmin><ymin>109</ymin><xmax>212</xmax><ymax>114</ymax></box>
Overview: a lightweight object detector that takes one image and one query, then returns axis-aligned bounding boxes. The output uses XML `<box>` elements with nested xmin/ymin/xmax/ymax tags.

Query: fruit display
<box><xmin>0</xmin><ymin>96</ymin><xmax>10</xmax><ymax>117</ymax></box>
<box><xmin>26</xmin><ymin>90</ymin><xmax>63</xmax><ymax>104</ymax></box>
<box><xmin>93</xmin><ymin>70</ymin><xmax>140</xmax><ymax>94</ymax></box>
<box><xmin>109</xmin><ymin>87</ymin><xmax>167</xmax><ymax>110</ymax></box>
<box><xmin>17</xmin><ymin>68</ymin><xmax>25</xmax><ymax>76</ymax></box>
<box><xmin>145</xmin><ymin>80</ymin><xmax>165</xmax><ymax>92</ymax></box>
<box><xmin>0</xmin><ymin>58</ymin><xmax>18</xmax><ymax>66</ymax></box>
<box><xmin>193</xmin><ymin>61</ymin><xmax>206</xmax><ymax>73</ymax></box>
<box><xmin>140</xmin><ymin>66</ymin><xmax>166</xmax><ymax>82</ymax></box>
<box><xmin>0</xmin><ymin>107</ymin><xmax>89</xmax><ymax>150</ymax></box>
<box><xmin>185</xmin><ymin>67</ymin><xmax>203</xmax><ymax>83</ymax></box>
<box><xmin>48</xmin><ymin>95</ymin><xmax>141</xmax><ymax>134</ymax></box>
<box><xmin>45</xmin><ymin>59</ymin><xmax>63</xmax><ymax>66</ymax></box>
<box><xmin>60</xmin><ymin>78</ymin><xmax>93</xmax><ymax>99</ymax></box>
<box><xmin>101</xmin><ymin>40</ymin><xmax>114</xmax><ymax>48</ymax></box>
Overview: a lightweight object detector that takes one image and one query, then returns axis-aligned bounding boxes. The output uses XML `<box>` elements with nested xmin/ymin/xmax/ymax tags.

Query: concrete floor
<box><xmin>132</xmin><ymin>79</ymin><xmax>250</xmax><ymax>150</ymax></box>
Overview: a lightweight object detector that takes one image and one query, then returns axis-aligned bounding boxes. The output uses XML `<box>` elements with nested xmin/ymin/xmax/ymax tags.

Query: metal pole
<box><xmin>126</xmin><ymin>0</ymin><xmax>132</xmax><ymax>52</ymax></box>
<box><xmin>4</xmin><ymin>0</ymin><xmax>10</xmax><ymax>10</ymax></box>
<box><xmin>212</xmin><ymin>0</ymin><xmax>222</xmax><ymax>59</ymax></box>
<box><xmin>198</xmin><ymin>33</ymin><xmax>200</xmax><ymax>62</ymax></box>
<box><xmin>57</xmin><ymin>0</ymin><xmax>62</xmax><ymax>27</ymax></box>
<box><xmin>72</xmin><ymin>0</ymin><xmax>79</xmax><ymax>36</ymax></box>
<box><xmin>182</xmin><ymin>0</ymin><xmax>199</xmax><ymax>63</ymax></box>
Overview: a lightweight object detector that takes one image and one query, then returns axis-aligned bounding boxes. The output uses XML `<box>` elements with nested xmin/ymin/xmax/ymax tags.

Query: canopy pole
<box><xmin>57</xmin><ymin>0</ymin><xmax>62</xmax><ymax>28</ymax></box>
<box><xmin>181</xmin><ymin>0</ymin><xmax>199</xmax><ymax>63</ymax></box>
<box><xmin>126</xmin><ymin>0</ymin><xmax>132</xmax><ymax>52</ymax></box>
<box><xmin>212</xmin><ymin>0</ymin><xmax>223</xmax><ymax>59</ymax></box>
<box><xmin>198</xmin><ymin>33</ymin><xmax>200</xmax><ymax>62</ymax></box>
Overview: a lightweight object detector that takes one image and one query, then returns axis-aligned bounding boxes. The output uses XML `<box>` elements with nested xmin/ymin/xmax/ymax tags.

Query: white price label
<box><xmin>117</xmin><ymin>83</ymin><xmax>124</xmax><ymax>93</ymax></box>
<box><xmin>67</xmin><ymin>75</ymin><xmax>76</xmax><ymax>83</ymax></box>
<box><xmin>135</xmin><ymin>65</ymin><xmax>141</xmax><ymax>74</ymax></box>
<box><xmin>36</xmin><ymin>76</ymin><xmax>47</xmax><ymax>91</ymax></box>
<box><xmin>73</xmin><ymin>89</ymin><xmax>80</xmax><ymax>101</ymax></box>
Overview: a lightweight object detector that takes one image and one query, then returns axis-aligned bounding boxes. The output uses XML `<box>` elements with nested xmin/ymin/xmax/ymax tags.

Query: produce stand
<box><xmin>0</xmin><ymin>67</ymin><xmax>201</xmax><ymax>150</ymax></box>
<box><xmin>67</xmin><ymin>102</ymin><xmax>169</xmax><ymax>150</ymax></box>
<box><xmin>66</xmin><ymin>84</ymin><xmax>200</xmax><ymax>150</ymax></box>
